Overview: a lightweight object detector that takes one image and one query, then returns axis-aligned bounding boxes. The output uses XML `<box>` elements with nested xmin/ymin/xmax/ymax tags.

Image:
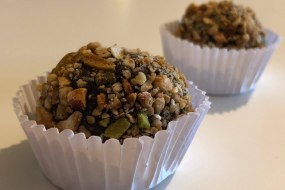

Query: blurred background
<box><xmin>0</xmin><ymin>0</ymin><xmax>284</xmax><ymax>189</ymax></box>
<box><xmin>1</xmin><ymin>0</ymin><xmax>284</xmax><ymax>146</ymax></box>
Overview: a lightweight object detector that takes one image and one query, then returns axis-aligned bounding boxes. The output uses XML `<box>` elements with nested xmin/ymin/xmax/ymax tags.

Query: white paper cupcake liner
<box><xmin>161</xmin><ymin>21</ymin><xmax>281</xmax><ymax>95</ymax></box>
<box><xmin>13</xmin><ymin>75</ymin><xmax>211</xmax><ymax>190</ymax></box>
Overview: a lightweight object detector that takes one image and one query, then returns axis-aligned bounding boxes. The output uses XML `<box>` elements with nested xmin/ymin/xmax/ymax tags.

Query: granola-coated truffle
<box><xmin>36</xmin><ymin>42</ymin><xmax>193</xmax><ymax>142</ymax></box>
<box><xmin>175</xmin><ymin>1</ymin><xmax>266</xmax><ymax>49</ymax></box>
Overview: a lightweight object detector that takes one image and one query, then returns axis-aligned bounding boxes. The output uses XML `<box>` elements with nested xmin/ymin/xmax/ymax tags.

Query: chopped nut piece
<box><xmin>179</xmin><ymin>98</ymin><xmax>188</xmax><ymax>109</ymax></box>
<box><xmin>58</xmin><ymin>77</ymin><xmax>71</xmax><ymax>88</ymax></box>
<box><xmin>163</xmin><ymin>94</ymin><xmax>171</xmax><ymax>104</ymax></box>
<box><xmin>59</xmin><ymin>87</ymin><xmax>73</xmax><ymax>105</ymax></box>
<box><xmin>153</xmin><ymin>97</ymin><xmax>165</xmax><ymax>114</ymax></box>
<box><xmin>92</xmin><ymin>107</ymin><xmax>102</xmax><ymax>116</ymax></box>
<box><xmin>44</xmin><ymin>96</ymin><xmax>52</xmax><ymax>110</ymax></box>
<box><xmin>101</xmin><ymin>113</ymin><xmax>110</xmax><ymax>119</ymax></box>
<box><xmin>80</xmin><ymin>49</ymin><xmax>92</xmax><ymax>56</ymax></box>
<box><xmin>150</xmin><ymin>127</ymin><xmax>159</xmax><ymax>135</ymax></box>
<box><xmin>51</xmin><ymin>81</ymin><xmax>59</xmax><ymax>86</ymax></box>
<box><xmin>140</xmin><ymin>81</ymin><xmax>153</xmax><ymax>92</ymax></box>
<box><xmin>67</xmin><ymin>88</ymin><xmax>87</xmax><ymax>109</ymax></box>
<box><xmin>67</xmin><ymin>68</ymin><xmax>75</xmax><ymax>72</ymax></box>
<box><xmin>126</xmin><ymin>93</ymin><xmax>137</xmax><ymax>106</ymax></box>
<box><xmin>78</xmin><ymin>125</ymin><xmax>91</xmax><ymax>138</ymax></box>
<box><xmin>170</xmin><ymin>99</ymin><xmax>180</xmax><ymax>115</ymax></box>
<box><xmin>150</xmin><ymin>88</ymin><xmax>159</xmax><ymax>97</ymax></box>
<box><xmin>137</xmin><ymin>113</ymin><xmax>150</xmax><ymax>129</ymax></box>
<box><xmin>87</xmin><ymin>42</ymin><xmax>101</xmax><ymax>52</ymax></box>
<box><xmin>143</xmin><ymin>57</ymin><xmax>153</xmax><ymax>64</ymax></box>
<box><xmin>55</xmin><ymin>104</ymin><xmax>68</xmax><ymax>120</ymax></box>
<box><xmin>122</xmin><ymin>58</ymin><xmax>135</xmax><ymax>69</ymax></box>
<box><xmin>82</xmin><ymin>54</ymin><xmax>115</xmax><ymax>71</ymax></box>
<box><xmin>152</xmin><ymin>119</ymin><xmax>162</xmax><ymax>130</ymax></box>
<box><xmin>145</xmin><ymin>107</ymin><xmax>154</xmax><ymax>116</ymax></box>
<box><xmin>131</xmin><ymin>72</ymin><xmax>147</xmax><ymax>86</ymax></box>
<box><xmin>126</xmin><ymin>113</ymin><xmax>135</xmax><ymax>123</ymax></box>
<box><xmin>148</xmin><ymin>72</ymin><xmax>156</xmax><ymax>82</ymax></box>
<box><xmin>97</xmin><ymin>93</ymin><xmax>107</xmax><ymax>110</ymax></box>
<box><xmin>99</xmin><ymin>118</ymin><xmax>110</xmax><ymax>127</ymax></box>
<box><xmin>86</xmin><ymin>116</ymin><xmax>95</xmax><ymax>124</ymax></box>
<box><xmin>107</xmin><ymin>96</ymin><xmax>122</xmax><ymax>110</ymax></box>
<box><xmin>36</xmin><ymin>106</ymin><xmax>56</xmax><ymax>129</ymax></box>
<box><xmin>122</xmin><ymin>70</ymin><xmax>131</xmax><ymax>79</ymax></box>
<box><xmin>76</xmin><ymin>79</ymin><xmax>87</xmax><ymax>87</ymax></box>
<box><xmin>57</xmin><ymin>111</ymin><xmax>82</xmax><ymax>131</ymax></box>
<box><xmin>122</xmin><ymin>79</ymin><xmax>133</xmax><ymax>94</ymax></box>
<box><xmin>111</xmin><ymin>109</ymin><xmax>119</xmax><ymax>115</ymax></box>
<box><xmin>74</xmin><ymin>62</ymin><xmax>82</xmax><ymax>69</ymax></box>
<box><xmin>137</xmin><ymin>92</ymin><xmax>153</xmax><ymax>108</ymax></box>
<box><xmin>104</xmin><ymin>118</ymin><xmax>131</xmax><ymax>139</ymax></box>
<box><xmin>131</xmin><ymin>126</ymin><xmax>140</xmax><ymax>137</ymax></box>
<box><xmin>153</xmin><ymin>75</ymin><xmax>173</xmax><ymax>91</ymax></box>
<box><xmin>47</xmin><ymin>74</ymin><xmax>58</xmax><ymax>83</ymax></box>
<box><xmin>110</xmin><ymin>45</ymin><xmax>124</xmax><ymax>59</ymax></box>
<box><xmin>154</xmin><ymin>114</ymin><xmax>161</xmax><ymax>120</ymax></box>
<box><xmin>112</xmin><ymin>82</ymin><xmax>123</xmax><ymax>92</ymax></box>
<box><xmin>161</xmin><ymin>118</ymin><xmax>167</xmax><ymax>128</ymax></box>
<box><xmin>95</xmin><ymin>47</ymin><xmax>111</xmax><ymax>58</ymax></box>
<box><xmin>142</xmin><ymin>128</ymin><xmax>152</xmax><ymax>135</ymax></box>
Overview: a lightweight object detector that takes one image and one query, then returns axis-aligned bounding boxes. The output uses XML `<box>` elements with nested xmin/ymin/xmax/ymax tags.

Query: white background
<box><xmin>0</xmin><ymin>0</ymin><xmax>284</xmax><ymax>189</ymax></box>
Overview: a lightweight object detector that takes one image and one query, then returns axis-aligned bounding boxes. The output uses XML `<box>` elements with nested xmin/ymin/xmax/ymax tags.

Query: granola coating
<box><xmin>36</xmin><ymin>42</ymin><xmax>193</xmax><ymax>142</ymax></box>
<box><xmin>175</xmin><ymin>1</ymin><xmax>266</xmax><ymax>49</ymax></box>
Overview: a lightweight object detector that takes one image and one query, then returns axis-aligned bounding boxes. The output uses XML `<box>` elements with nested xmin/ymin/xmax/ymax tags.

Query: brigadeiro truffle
<box><xmin>175</xmin><ymin>0</ymin><xmax>266</xmax><ymax>49</ymax></box>
<box><xmin>36</xmin><ymin>42</ymin><xmax>193</xmax><ymax>142</ymax></box>
<box><xmin>13</xmin><ymin>42</ymin><xmax>210</xmax><ymax>189</ymax></box>
<box><xmin>161</xmin><ymin>0</ymin><xmax>280</xmax><ymax>95</ymax></box>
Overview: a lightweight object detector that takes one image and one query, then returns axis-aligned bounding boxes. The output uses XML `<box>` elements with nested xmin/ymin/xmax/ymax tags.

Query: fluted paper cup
<box><xmin>161</xmin><ymin>21</ymin><xmax>281</xmax><ymax>95</ymax></box>
<box><xmin>13</xmin><ymin>75</ymin><xmax>211</xmax><ymax>190</ymax></box>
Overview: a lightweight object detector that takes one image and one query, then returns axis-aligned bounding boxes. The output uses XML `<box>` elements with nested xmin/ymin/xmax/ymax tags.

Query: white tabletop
<box><xmin>1</xmin><ymin>0</ymin><xmax>285</xmax><ymax>189</ymax></box>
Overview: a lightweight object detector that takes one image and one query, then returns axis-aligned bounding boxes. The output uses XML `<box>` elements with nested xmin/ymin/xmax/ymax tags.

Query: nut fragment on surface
<box><xmin>97</xmin><ymin>93</ymin><xmax>107</xmax><ymax>110</ymax></box>
<box><xmin>131</xmin><ymin>72</ymin><xmax>147</xmax><ymax>86</ymax></box>
<box><xmin>36</xmin><ymin>42</ymin><xmax>193</xmax><ymax>142</ymax></box>
<box><xmin>137</xmin><ymin>92</ymin><xmax>153</xmax><ymax>108</ymax></box>
<box><xmin>59</xmin><ymin>87</ymin><xmax>73</xmax><ymax>105</ymax></box>
<box><xmin>122</xmin><ymin>79</ymin><xmax>134</xmax><ymax>94</ymax></box>
<box><xmin>58</xmin><ymin>77</ymin><xmax>71</xmax><ymax>88</ymax></box>
<box><xmin>36</xmin><ymin>106</ymin><xmax>55</xmax><ymax>129</ymax></box>
<box><xmin>153</xmin><ymin>75</ymin><xmax>173</xmax><ymax>91</ymax></box>
<box><xmin>153</xmin><ymin>97</ymin><xmax>165</xmax><ymax>114</ymax></box>
<box><xmin>57</xmin><ymin>111</ymin><xmax>82</xmax><ymax>131</ymax></box>
<box><xmin>104</xmin><ymin>118</ymin><xmax>131</xmax><ymax>139</ymax></box>
<box><xmin>67</xmin><ymin>88</ymin><xmax>87</xmax><ymax>109</ymax></box>
<box><xmin>110</xmin><ymin>45</ymin><xmax>124</xmax><ymax>59</ymax></box>
<box><xmin>82</xmin><ymin>54</ymin><xmax>115</xmax><ymax>71</ymax></box>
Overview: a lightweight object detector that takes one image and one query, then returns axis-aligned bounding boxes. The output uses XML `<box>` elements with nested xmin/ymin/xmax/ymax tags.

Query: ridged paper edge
<box><xmin>160</xmin><ymin>21</ymin><xmax>281</xmax><ymax>95</ymax></box>
<box><xmin>12</xmin><ymin>75</ymin><xmax>211</xmax><ymax>190</ymax></box>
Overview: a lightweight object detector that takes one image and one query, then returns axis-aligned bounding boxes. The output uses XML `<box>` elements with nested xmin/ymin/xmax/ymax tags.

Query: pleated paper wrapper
<box><xmin>161</xmin><ymin>21</ymin><xmax>281</xmax><ymax>95</ymax></box>
<box><xmin>12</xmin><ymin>75</ymin><xmax>210</xmax><ymax>190</ymax></box>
